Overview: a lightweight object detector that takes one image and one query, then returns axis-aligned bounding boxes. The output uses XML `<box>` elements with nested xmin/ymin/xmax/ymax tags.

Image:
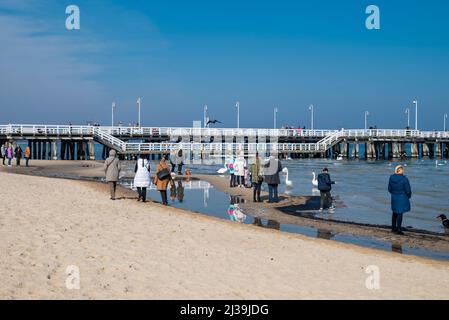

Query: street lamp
<box><xmin>235</xmin><ymin>101</ymin><xmax>240</xmax><ymax>129</ymax></box>
<box><xmin>405</xmin><ymin>108</ymin><xmax>410</xmax><ymax>128</ymax></box>
<box><xmin>413</xmin><ymin>99</ymin><xmax>418</xmax><ymax>130</ymax></box>
<box><xmin>136</xmin><ymin>97</ymin><xmax>141</xmax><ymax>127</ymax></box>
<box><xmin>444</xmin><ymin>113</ymin><xmax>448</xmax><ymax>131</ymax></box>
<box><xmin>112</xmin><ymin>102</ymin><xmax>116</xmax><ymax>128</ymax></box>
<box><xmin>273</xmin><ymin>107</ymin><xmax>278</xmax><ymax>129</ymax></box>
<box><xmin>203</xmin><ymin>105</ymin><xmax>208</xmax><ymax>128</ymax></box>
<box><xmin>364</xmin><ymin>111</ymin><xmax>370</xmax><ymax>130</ymax></box>
<box><xmin>308</xmin><ymin>104</ymin><xmax>314</xmax><ymax>130</ymax></box>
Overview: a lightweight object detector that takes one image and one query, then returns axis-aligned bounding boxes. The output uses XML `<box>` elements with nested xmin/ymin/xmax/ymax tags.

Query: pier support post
<box><xmin>341</xmin><ymin>142</ymin><xmax>348</xmax><ymax>158</ymax></box>
<box><xmin>411</xmin><ymin>143</ymin><xmax>419</xmax><ymax>158</ymax></box>
<box><xmin>52</xmin><ymin>141</ymin><xmax>58</xmax><ymax>160</ymax></box>
<box><xmin>89</xmin><ymin>140</ymin><xmax>95</xmax><ymax>160</ymax></box>
<box><xmin>435</xmin><ymin>142</ymin><xmax>442</xmax><ymax>158</ymax></box>
<box><xmin>422</xmin><ymin>143</ymin><xmax>429</xmax><ymax>157</ymax></box>
<box><xmin>392</xmin><ymin>143</ymin><xmax>399</xmax><ymax>159</ymax></box>
<box><xmin>351</xmin><ymin>142</ymin><xmax>359</xmax><ymax>158</ymax></box>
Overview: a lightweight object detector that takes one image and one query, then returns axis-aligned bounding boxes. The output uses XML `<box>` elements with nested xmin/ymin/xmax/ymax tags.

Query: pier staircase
<box><xmin>315</xmin><ymin>130</ymin><xmax>345</xmax><ymax>152</ymax></box>
<box><xmin>93</xmin><ymin>127</ymin><xmax>127</xmax><ymax>152</ymax></box>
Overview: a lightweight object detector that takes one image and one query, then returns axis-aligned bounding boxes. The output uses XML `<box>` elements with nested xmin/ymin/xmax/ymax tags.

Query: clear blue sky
<box><xmin>1</xmin><ymin>0</ymin><xmax>449</xmax><ymax>129</ymax></box>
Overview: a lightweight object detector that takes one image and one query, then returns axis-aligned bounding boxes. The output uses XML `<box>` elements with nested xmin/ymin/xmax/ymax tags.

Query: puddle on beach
<box><xmin>119</xmin><ymin>177</ymin><xmax>449</xmax><ymax>261</ymax></box>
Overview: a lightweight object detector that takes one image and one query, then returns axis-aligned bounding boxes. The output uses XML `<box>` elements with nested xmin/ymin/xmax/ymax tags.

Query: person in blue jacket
<box><xmin>388</xmin><ymin>165</ymin><xmax>412</xmax><ymax>235</ymax></box>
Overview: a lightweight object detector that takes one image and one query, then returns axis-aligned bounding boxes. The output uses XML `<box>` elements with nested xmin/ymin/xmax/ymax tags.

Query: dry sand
<box><xmin>1</xmin><ymin>170</ymin><xmax>449</xmax><ymax>299</ymax></box>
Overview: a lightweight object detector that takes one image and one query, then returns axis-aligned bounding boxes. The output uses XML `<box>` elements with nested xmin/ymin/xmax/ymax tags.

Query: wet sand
<box><xmin>1</xmin><ymin>161</ymin><xmax>449</xmax><ymax>299</ymax></box>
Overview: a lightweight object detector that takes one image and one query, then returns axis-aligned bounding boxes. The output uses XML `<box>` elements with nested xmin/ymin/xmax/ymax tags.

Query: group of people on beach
<box><xmin>1</xmin><ymin>143</ymin><xmax>31</xmax><ymax>167</ymax></box>
<box><xmin>103</xmin><ymin>150</ymin><xmax>189</xmax><ymax>206</ymax></box>
<box><xmin>102</xmin><ymin>146</ymin><xmax>417</xmax><ymax>236</ymax></box>
<box><xmin>240</xmin><ymin>152</ymin><xmax>413</xmax><ymax>235</ymax></box>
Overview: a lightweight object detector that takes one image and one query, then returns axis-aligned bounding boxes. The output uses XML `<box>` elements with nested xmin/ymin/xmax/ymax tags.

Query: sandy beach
<box><xmin>1</xmin><ymin>166</ymin><xmax>449</xmax><ymax>299</ymax></box>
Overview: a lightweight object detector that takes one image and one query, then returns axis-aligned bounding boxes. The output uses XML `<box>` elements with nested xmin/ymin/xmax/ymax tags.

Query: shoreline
<box><xmin>2</xmin><ymin>160</ymin><xmax>449</xmax><ymax>258</ymax></box>
<box><xmin>1</xmin><ymin>163</ymin><xmax>449</xmax><ymax>299</ymax></box>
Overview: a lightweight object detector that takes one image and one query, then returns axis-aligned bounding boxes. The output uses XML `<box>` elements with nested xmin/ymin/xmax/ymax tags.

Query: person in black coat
<box><xmin>14</xmin><ymin>145</ymin><xmax>23</xmax><ymax>166</ymax></box>
<box><xmin>263</xmin><ymin>156</ymin><xmax>282</xmax><ymax>203</ymax></box>
<box><xmin>317</xmin><ymin>167</ymin><xmax>335</xmax><ymax>211</ymax></box>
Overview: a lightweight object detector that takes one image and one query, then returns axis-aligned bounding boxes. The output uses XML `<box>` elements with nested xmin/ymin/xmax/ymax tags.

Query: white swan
<box><xmin>282</xmin><ymin>167</ymin><xmax>293</xmax><ymax>188</ymax></box>
<box><xmin>336</xmin><ymin>154</ymin><xmax>343</xmax><ymax>161</ymax></box>
<box><xmin>312</xmin><ymin>172</ymin><xmax>318</xmax><ymax>187</ymax></box>
<box><xmin>217</xmin><ymin>163</ymin><xmax>228</xmax><ymax>174</ymax></box>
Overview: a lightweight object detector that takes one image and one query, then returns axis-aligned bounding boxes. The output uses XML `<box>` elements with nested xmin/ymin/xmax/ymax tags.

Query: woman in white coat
<box><xmin>134</xmin><ymin>155</ymin><xmax>151</xmax><ymax>202</ymax></box>
<box><xmin>234</xmin><ymin>153</ymin><xmax>246</xmax><ymax>188</ymax></box>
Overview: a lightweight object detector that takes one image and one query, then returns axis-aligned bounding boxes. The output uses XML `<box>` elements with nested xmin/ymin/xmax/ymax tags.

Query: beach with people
<box><xmin>1</xmin><ymin>158</ymin><xmax>449</xmax><ymax>299</ymax></box>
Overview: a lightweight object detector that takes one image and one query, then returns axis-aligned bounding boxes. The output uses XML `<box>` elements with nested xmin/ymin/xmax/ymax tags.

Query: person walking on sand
<box><xmin>263</xmin><ymin>155</ymin><xmax>282</xmax><ymax>203</ymax></box>
<box><xmin>388</xmin><ymin>165</ymin><xmax>412</xmax><ymax>235</ymax></box>
<box><xmin>133</xmin><ymin>155</ymin><xmax>151</xmax><ymax>202</ymax></box>
<box><xmin>104</xmin><ymin>149</ymin><xmax>121</xmax><ymax>200</ymax></box>
<box><xmin>14</xmin><ymin>145</ymin><xmax>23</xmax><ymax>166</ymax></box>
<box><xmin>318</xmin><ymin>167</ymin><xmax>335</xmax><ymax>211</ymax></box>
<box><xmin>24</xmin><ymin>146</ymin><xmax>31</xmax><ymax>167</ymax></box>
<box><xmin>6</xmin><ymin>144</ymin><xmax>13</xmax><ymax>167</ymax></box>
<box><xmin>154</xmin><ymin>156</ymin><xmax>175</xmax><ymax>205</ymax></box>
<box><xmin>250</xmin><ymin>153</ymin><xmax>263</xmax><ymax>202</ymax></box>
<box><xmin>1</xmin><ymin>143</ymin><xmax>6</xmax><ymax>166</ymax></box>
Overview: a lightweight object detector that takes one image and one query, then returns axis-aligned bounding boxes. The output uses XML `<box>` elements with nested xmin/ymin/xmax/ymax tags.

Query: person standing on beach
<box><xmin>317</xmin><ymin>168</ymin><xmax>335</xmax><ymax>211</ymax></box>
<box><xmin>234</xmin><ymin>153</ymin><xmax>246</xmax><ymax>188</ymax></box>
<box><xmin>227</xmin><ymin>157</ymin><xmax>236</xmax><ymax>188</ymax></box>
<box><xmin>133</xmin><ymin>155</ymin><xmax>151</xmax><ymax>202</ymax></box>
<box><xmin>388</xmin><ymin>165</ymin><xmax>412</xmax><ymax>235</ymax></box>
<box><xmin>104</xmin><ymin>149</ymin><xmax>121</xmax><ymax>200</ymax></box>
<box><xmin>24</xmin><ymin>146</ymin><xmax>31</xmax><ymax>167</ymax></box>
<box><xmin>154</xmin><ymin>156</ymin><xmax>175</xmax><ymax>205</ymax></box>
<box><xmin>14</xmin><ymin>145</ymin><xmax>23</xmax><ymax>166</ymax></box>
<box><xmin>263</xmin><ymin>155</ymin><xmax>282</xmax><ymax>203</ymax></box>
<box><xmin>1</xmin><ymin>143</ymin><xmax>6</xmax><ymax>166</ymax></box>
<box><xmin>250</xmin><ymin>153</ymin><xmax>263</xmax><ymax>202</ymax></box>
<box><xmin>6</xmin><ymin>144</ymin><xmax>13</xmax><ymax>167</ymax></box>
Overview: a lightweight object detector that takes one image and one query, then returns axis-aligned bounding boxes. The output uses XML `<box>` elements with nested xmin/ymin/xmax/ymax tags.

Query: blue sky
<box><xmin>1</xmin><ymin>0</ymin><xmax>449</xmax><ymax>129</ymax></box>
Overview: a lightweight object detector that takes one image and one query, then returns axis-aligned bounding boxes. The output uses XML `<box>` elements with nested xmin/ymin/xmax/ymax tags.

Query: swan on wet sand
<box><xmin>282</xmin><ymin>167</ymin><xmax>293</xmax><ymax>188</ymax></box>
<box><xmin>312</xmin><ymin>172</ymin><xmax>318</xmax><ymax>187</ymax></box>
<box><xmin>217</xmin><ymin>163</ymin><xmax>228</xmax><ymax>174</ymax></box>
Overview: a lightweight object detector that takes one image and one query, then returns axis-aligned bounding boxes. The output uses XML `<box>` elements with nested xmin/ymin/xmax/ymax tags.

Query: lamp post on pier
<box><xmin>204</xmin><ymin>105</ymin><xmax>208</xmax><ymax>128</ymax></box>
<box><xmin>112</xmin><ymin>102</ymin><xmax>116</xmax><ymax>128</ymax></box>
<box><xmin>308</xmin><ymin>104</ymin><xmax>314</xmax><ymax>130</ymax></box>
<box><xmin>405</xmin><ymin>108</ymin><xmax>410</xmax><ymax>128</ymax></box>
<box><xmin>444</xmin><ymin>113</ymin><xmax>448</xmax><ymax>132</ymax></box>
<box><xmin>235</xmin><ymin>101</ymin><xmax>240</xmax><ymax>129</ymax></box>
<box><xmin>413</xmin><ymin>99</ymin><xmax>418</xmax><ymax>130</ymax></box>
<box><xmin>364</xmin><ymin>111</ymin><xmax>370</xmax><ymax>130</ymax></box>
<box><xmin>136</xmin><ymin>97</ymin><xmax>141</xmax><ymax>127</ymax></box>
<box><xmin>273</xmin><ymin>107</ymin><xmax>278</xmax><ymax>129</ymax></box>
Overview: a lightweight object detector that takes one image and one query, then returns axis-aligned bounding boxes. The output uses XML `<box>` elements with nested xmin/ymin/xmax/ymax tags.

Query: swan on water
<box><xmin>217</xmin><ymin>163</ymin><xmax>228</xmax><ymax>174</ymax></box>
<box><xmin>282</xmin><ymin>167</ymin><xmax>293</xmax><ymax>188</ymax></box>
<box><xmin>312</xmin><ymin>172</ymin><xmax>318</xmax><ymax>187</ymax></box>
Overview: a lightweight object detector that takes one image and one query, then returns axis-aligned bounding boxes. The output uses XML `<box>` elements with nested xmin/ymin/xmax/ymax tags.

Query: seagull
<box><xmin>207</xmin><ymin>119</ymin><xmax>222</xmax><ymax>126</ymax></box>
